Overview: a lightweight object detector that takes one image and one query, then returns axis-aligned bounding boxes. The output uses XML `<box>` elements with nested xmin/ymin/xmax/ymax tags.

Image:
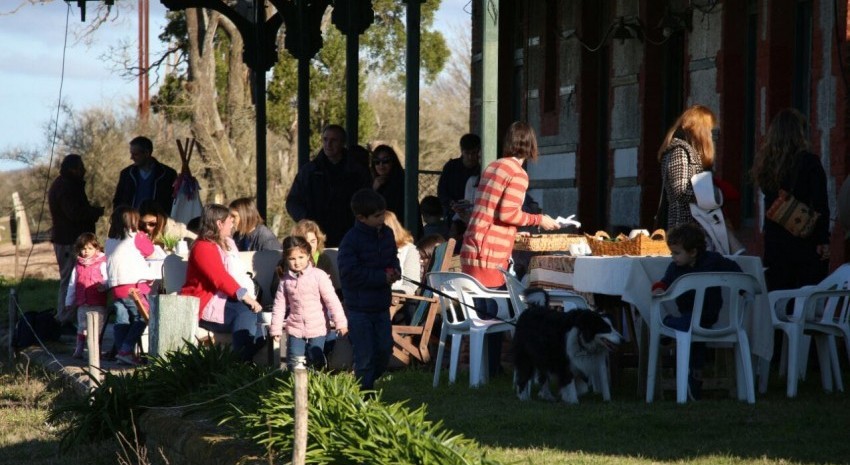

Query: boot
<box><xmin>72</xmin><ymin>334</ymin><xmax>86</xmax><ymax>359</ymax></box>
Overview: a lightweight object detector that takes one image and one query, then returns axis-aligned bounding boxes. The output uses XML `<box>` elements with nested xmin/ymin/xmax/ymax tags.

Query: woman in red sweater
<box><xmin>181</xmin><ymin>204</ymin><xmax>263</xmax><ymax>361</ymax></box>
<box><xmin>460</xmin><ymin>122</ymin><xmax>559</xmax><ymax>376</ymax></box>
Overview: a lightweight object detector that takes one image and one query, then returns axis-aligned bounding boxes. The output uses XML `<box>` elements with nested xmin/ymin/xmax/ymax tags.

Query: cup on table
<box><xmin>569</xmin><ymin>243</ymin><xmax>590</xmax><ymax>256</ymax></box>
<box><xmin>629</xmin><ymin>229</ymin><xmax>649</xmax><ymax>239</ymax></box>
<box><xmin>175</xmin><ymin>240</ymin><xmax>189</xmax><ymax>256</ymax></box>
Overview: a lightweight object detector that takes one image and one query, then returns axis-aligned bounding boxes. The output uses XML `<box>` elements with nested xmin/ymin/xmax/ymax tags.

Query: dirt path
<box><xmin>0</xmin><ymin>242</ymin><xmax>59</xmax><ymax>280</ymax></box>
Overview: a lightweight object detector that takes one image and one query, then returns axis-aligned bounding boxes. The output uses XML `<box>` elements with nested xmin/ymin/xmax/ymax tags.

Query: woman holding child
<box><xmin>180</xmin><ymin>204</ymin><xmax>264</xmax><ymax>361</ymax></box>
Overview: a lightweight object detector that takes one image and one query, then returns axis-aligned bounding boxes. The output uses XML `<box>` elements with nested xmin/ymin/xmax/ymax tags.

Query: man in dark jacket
<box><xmin>48</xmin><ymin>154</ymin><xmax>104</xmax><ymax>320</ymax></box>
<box><xmin>285</xmin><ymin>125</ymin><xmax>371</xmax><ymax>247</ymax></box>
<box><xmin>113</xmin><ymin>136</ymin><xmax>177</xmax><ymax>214</ymax></box>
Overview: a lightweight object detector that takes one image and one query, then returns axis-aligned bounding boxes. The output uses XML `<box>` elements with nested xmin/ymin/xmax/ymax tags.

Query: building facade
<box><xmin>470</xmin><ymin>0</ymin><xmax>849</xmax><ymax>263</ymax></box>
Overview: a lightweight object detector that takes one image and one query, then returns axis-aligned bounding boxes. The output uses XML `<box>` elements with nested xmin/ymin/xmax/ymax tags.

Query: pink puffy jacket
<box><xmin>270</xmin><ymin>265</ymin><xmax>347</xmax><ymax>339</ymax></box>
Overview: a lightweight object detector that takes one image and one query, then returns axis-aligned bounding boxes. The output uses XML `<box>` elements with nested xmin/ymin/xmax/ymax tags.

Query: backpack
<box><xmin>12</xmin><ymin>309</ymin><xmax>62</xmax><ymax>349</ymax></box>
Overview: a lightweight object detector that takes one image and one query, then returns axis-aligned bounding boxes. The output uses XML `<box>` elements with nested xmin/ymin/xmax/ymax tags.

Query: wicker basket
<box><xmin>584</xmin><ymin>230</ymin><xmax>670</xmax><ymax>256</ymax></box>
<box><xmin>514</xmin><ymin>234</ymin><xmax>587</xmax><ymax>252</ymax></box>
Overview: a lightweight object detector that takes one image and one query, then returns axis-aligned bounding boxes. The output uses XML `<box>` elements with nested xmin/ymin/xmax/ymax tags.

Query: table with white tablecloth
<box><xmin>529</xmin><ymin>254</ymin><xmax>773</xmax><ymax>362</ymax></box>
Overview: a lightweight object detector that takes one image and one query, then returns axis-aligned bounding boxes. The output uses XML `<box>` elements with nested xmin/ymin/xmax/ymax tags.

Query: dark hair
<box><xmin>349</xmin><ymin>144</ymin><xmax>370</xmax><ymax>169</ymax></box>
<box><xmin>460</xmin><ymin>133</ymin><xmax>481</xmax><ymax>152</ymax></box>
<box><xmin>278</xmin><ymin>235</ymin><xmax>315</xmax><ymax>276</ymax></box>
<box><xmin>186</xmin><ymin>216</ymin><xmax>201</xmax><ymax>234</ymax></box>
<box><xmin>419</xmin><ymin>195</ymin><xmax>443</xmax><ymax>218</ymax></box>
<box><xmin>198</xmin><ymin>204</ymin><xmax>232</xmax><ymax>248</ymax></box>
<box><xmin>751</xmin><ymin>108</ymin><xmax>809</xmax><ymax>192</ymax></box>
<box><xmin>350</xmin><ymin>188</ymin><xmax>387</xmax><ymax>217</ymax></box>
<box><xmin>229</xmin><ymin>197</ymin><xmax>265</xmax><ymax>236</ymax></box>
<box><xmin>139</xmin><ymin>199</ymin><xmax>168</xmax><ymax>241</ymax></box>
<box><xmin>59</xmin><ymin>154</ymin><xmax>84</xmax><ymax>177</ymax></box>
<box><xmin>502</xmin><ymin>122</ymin><xmax>538</xmax><ymax>161</ymax></box>
<box><xmin>74</xmin><ymin>232</ymin><xmax>101</xmax><ymax>254</ymax></box>
<box><xmin>322</xmin><ymin>124</ymin><xmax>347</xmax><ymax>141</ymax></box>
<box><xmin>129</xmin><ymin>136</ymin><xmax>154</xmax><ymax>154</ymax></box>
<box><xmin>108</xmin><ymin>206</ymin><xmax>140</xmax><ymax>239</ymax></box>
<box><xmin>369</xmin><ymin>144</ymin><xmax>404</xmax><ymax>179</ymax></box>
<box><xmin>666</xmin><ymin>223</ymin><xmax>706</xmax><ymax>253</ymax></box>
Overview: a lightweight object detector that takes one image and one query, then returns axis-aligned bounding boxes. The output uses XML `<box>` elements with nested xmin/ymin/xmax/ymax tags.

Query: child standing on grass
<box><xmin>651</xmin><ymin>222</ymin><xmax>742</xmax><ymax>400</ymax></box>
<box><xmin>64</xmin><ymin>233</ymin><xmax>108</xmax><ymax>359</ymax></box>
<box><xmin>337</xmin><ymin>189</ymin><xmax>401</xmax><ymax>391</ymax></box>
<box><xmin>270</xmin><ymin>236</ymin><xmax>348</xmax><ymax>370</ymax></box>
<box><xmin>106</xmin><ymin>206</ymin><xmax>155</xmax><ymax>365</ymax></box>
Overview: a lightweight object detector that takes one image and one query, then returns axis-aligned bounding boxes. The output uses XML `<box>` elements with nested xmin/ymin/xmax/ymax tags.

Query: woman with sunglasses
<box><xmin>139</xmin><ymin>200</ymin><xmax>197</xmax><ymax>249</ymax></box>
<box><xmin>370</xmin><ymin>145</ymin><xmax>405</xmax><ymax>219</ymax></box>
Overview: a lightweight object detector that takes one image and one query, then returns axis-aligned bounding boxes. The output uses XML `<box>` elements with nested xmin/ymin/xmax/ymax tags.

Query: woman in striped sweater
<box><xmin>460</xmin><ymin>122</ymin><xmax>559</xmax><ymax>377</ymax></box>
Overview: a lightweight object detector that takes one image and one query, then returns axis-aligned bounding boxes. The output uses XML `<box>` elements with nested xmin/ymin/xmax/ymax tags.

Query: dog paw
<box><xmin>560</xmin><ymin>384</ymin><xmax>580</xmax><ymax>404</ymax></box>
<box><xmin>516</xmin><ymin>384</ymin><xmax>531</xmax><ymax>401</ymax></box>
<box><xmin>538</xmin><ymin>388</ymin><xmax>557</xmax><ymax>402</ymax></box>
<box><xmin>575</xmin><ymin>379</ymin><xmax>589</xmax><ymax>396</ymax></box>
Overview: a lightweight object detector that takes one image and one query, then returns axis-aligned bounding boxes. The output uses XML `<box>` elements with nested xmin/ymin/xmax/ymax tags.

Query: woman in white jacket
<box><xmin>383</xmin><ymin>211</ymin><xmax>420</xmax><ymax>295</ymax></box>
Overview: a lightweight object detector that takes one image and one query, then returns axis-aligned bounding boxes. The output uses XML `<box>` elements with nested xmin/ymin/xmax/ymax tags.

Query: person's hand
<box><xmin>372</xmin><ymin>175</ymin><xmax>387</xmax><ymax>190</ymax></box>
<box><xmin>243</xmin><ymin>296</ymin><xmax>262</xmax><ymax>313</ymax></box>
<box><xmin>539</xmin><ymin>214</ymin><xmax>560</xmax><ymax>231</ymax></box>
<box><xmin>386</xmin><ymin>268</ymin><xmax>401</xmax><ymax>284</ymax></box>
<box><xmin>337</xmin><ymin>327</ymin><xmax>348</xmax><ymax>337</ymax></box>
<box><xmin>273</xmin><ymin>335</ymin><xmax>280</xmax><ymax>342</ymax></box>
<box><xmin>817</xmin><ymin>244</ymin><xmax>831</xmax><ymax>261</ymax></box>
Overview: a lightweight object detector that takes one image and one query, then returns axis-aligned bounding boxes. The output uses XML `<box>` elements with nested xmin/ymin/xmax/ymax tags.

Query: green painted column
<box><xmin>403</xmin><ymin>0</ymin><xmax>422</xmax><ymax>231</ymax></box>
<box><xmin>480</xmin><ymin>0</ymin><xmax>499</xmax><ymax>166</ymax></box>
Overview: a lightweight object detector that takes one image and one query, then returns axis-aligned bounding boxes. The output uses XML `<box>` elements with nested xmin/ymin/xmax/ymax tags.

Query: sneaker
<box><xmin>687</xmin><ymin>374</ymin><xmax>703</xmax><ymax>401</ymax></box>
<box><xmin>116</xmin><ymin>352</ymin><xmax>139</xmax><ymax>366</ymax></box>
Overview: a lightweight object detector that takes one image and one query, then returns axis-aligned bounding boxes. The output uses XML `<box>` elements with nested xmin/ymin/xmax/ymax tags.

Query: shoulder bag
<box><xmin>765</xmin><ymin>166</ymin><xmax>820</xmax><ymax>238</ymax></box>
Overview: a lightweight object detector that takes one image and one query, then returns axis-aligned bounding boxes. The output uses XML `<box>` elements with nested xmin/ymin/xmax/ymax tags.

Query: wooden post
<box><xmin>291</xmin><ymin>364</ymin><xmax>308</xmax><ymax>465</ymax></box>
<box><xmin>8</xmin><ymin>288</ymin><xmax>16</xmax><ymax>360</ymax></box>
<box><xmin>149</xmin><ymin>294</ymin><xmax>199</xmax><ymax>357</ymax></box>
<box><xmin>86</xmin><ymin>311</ymin><xmax>101</xmax><ymax>388</ymax></box>
<box><xmin>11</xmin><ymin>192</ymin><xmax>32</xmax><ymax>248</ymax></box>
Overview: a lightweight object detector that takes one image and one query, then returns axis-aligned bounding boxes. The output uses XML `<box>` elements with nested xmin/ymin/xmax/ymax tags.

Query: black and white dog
<box><xmin>513</xmin><ymin>288</ymin><xmax>622</xmax><ymax>404</ymax></box>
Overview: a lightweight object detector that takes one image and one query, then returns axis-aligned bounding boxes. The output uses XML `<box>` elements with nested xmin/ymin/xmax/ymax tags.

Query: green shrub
<box><xmin>236</xmin><ymin>371</ymin><xmax>500</xmax><ymax>465</ymax></box>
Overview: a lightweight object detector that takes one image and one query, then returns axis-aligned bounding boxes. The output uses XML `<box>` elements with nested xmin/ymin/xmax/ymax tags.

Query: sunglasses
<box><xmin>373</xmin><ymin>158</ymin><xmax>392</xmax><ymax>166</ymax></box>
<box><xmin>143</xmin><ymin>221</ymin><xmax>158</xmax><ymax>227</ymax></box>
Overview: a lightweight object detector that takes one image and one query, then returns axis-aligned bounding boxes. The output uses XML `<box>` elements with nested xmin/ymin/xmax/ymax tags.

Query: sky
<box><xmin>0</xmin><ymin>0</ymin><xmax>471</xmax><ymax>171</ymax></box>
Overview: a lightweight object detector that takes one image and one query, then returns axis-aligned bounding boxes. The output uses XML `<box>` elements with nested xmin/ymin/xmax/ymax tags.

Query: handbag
<box><xmin>765</xmin><ymin>189</ymin><xmax>820</xmax><ymax>238</ymax></box>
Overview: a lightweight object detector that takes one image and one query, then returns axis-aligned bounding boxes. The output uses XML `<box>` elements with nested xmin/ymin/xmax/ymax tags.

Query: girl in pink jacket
<box><xmin>271</xmin><ymin>236</ymin><xmax>347</xmax><ymax>369</ymax></box>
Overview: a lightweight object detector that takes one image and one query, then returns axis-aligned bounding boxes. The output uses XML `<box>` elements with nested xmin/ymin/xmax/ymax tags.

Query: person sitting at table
<box><xmin>651</xmin><ymin>223</ymin><xmax>742</xmax><ymax>400</ymax></box>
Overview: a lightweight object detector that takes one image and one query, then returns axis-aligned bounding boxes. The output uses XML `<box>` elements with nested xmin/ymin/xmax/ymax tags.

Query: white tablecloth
<box><xmin>541</xmin><ymin>255</ymin><xmax>773</xmax><ymax>361</ymax></box>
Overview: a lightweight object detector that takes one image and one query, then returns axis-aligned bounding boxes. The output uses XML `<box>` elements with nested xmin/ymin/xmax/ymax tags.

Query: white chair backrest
<box><xmin>428</xmin><ymin>271</ymin><xmax>511</xmax><ymax>325</ymax></box>
<box><xmin>238</xmin><ymin>250</ymin><xmax>281</xmax><ymax>306</ymax></box>
<box><xmin>654</xmin><ymin>272</ymin><xmax>761</xmax><ymax>337</ymax></box>
<box><xmin>161</xmin><ymin>254</ymin><xmax>188</xmax><ymax>294</ymax></box>
<box><xmin>500</xmin><ymin>269</ymin><xmax>527</xmax><ymax>316</ymax></box>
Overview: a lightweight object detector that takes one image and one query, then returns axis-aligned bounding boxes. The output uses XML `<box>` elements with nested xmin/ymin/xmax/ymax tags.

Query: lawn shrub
<box><xmin>47</xmin><ymin>344</ymin><xmax>499</xmax><ymax>464</ymax></box>
<box><xmin>237</xmin><ymin>371</ymin><xmax>500</xmax><ymax>465</ymax></box>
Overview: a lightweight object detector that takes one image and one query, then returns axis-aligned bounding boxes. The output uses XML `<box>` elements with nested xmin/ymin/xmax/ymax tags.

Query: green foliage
<box><xmin>47</xmin><ymin>368</ymin><xmax>147</xmax><ymax>452</ymax></box>
<box><xmin>237</xmin><ymin>371</ymin><xmax>499</xmax><ymax>465</ymax></box>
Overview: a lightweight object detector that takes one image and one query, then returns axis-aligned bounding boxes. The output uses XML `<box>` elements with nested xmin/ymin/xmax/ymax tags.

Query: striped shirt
<box><xmin>461</xmin><ymin>157</ymin><xmax>541</xmax><ymax>287</ymax></box>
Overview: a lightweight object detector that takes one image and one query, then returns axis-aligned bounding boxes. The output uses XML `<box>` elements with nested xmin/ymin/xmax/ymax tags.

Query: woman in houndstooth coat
<box><xmin>657</xmin><ymin>105</ymin><xmax>717</xmax><ymax>231</ymax></box>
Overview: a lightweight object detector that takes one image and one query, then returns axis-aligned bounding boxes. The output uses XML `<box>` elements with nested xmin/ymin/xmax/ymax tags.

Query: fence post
<box><xmin>7</xmin><ymin>288</ymin><xmax>16</xmax><ymax>360</ymax></box>
<box><xmin>86</xmin><ymin>311</ymin><xmax>101</xmax><ymax>388</ymax></box>
<box><xmin>291</xmin><ymin>362</ymin><xmax>308</xmax><ymax>465</ymax></box>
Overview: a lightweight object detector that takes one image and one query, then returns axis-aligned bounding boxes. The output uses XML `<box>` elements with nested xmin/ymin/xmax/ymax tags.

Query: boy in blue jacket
<box><xmin>338</xmin><ymin>189</ymin><xmax>401</xmax><ymax>391</ymax></box>
<box><xmin>651</xmin><ymin>223</ymin><xmax>742</xmax><ymax>399</ymax></box>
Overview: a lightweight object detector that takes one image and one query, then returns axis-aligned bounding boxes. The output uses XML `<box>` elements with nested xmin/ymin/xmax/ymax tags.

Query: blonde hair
<box><xmin>291</xmin><ymin>219</ymin><xmax>327</xmax><ymax>254</ymax></box>
<box><xmin>383</xmin><ymin>211</ymin><xmax>414</xmax><ymax>247</ymax></box>
<box><xmin>657</xmin><ymin>104</ymin><xmax>717</xmax><ymax>169</ymax></box>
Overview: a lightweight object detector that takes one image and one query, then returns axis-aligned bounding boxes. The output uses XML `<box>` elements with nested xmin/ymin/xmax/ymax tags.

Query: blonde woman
<box><xmin>383</xmin><ymin>211</ymin><xmax>420</xmax><ymax>294</ymax></box>
<box><xmin>657</xmin><ymin>105</ymin><xmax>717</xmax><ymax>231</ymax></box>
<box><xmin>291</xmin><ymin>219</ymin><xmax>339</xmax><ymax>291</ymax></box>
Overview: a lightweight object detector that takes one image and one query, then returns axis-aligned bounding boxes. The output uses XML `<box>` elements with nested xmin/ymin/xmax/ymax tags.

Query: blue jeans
<box><xmin>199</xmin><ymin>300</ymin><xmax>262</xmax><ymax>361</ymax></box>
<box><xmin>112</xmin><ymin>297</ymin><xmax>147</xmax><ymax>354</ymax></box>
<box><xmin>663</xmin><ymin>312</ymin><xmax>706</xmax><ymax>370</ymax></box>
<box><xmin>287</xmin><ymin>334</ymin><xmax>327</xmax><ymax>370</ymax></box>
<box><xmin>347</xmin><ymin>310</ymin><xmax>392</xmax><ymax>390</ymax></box>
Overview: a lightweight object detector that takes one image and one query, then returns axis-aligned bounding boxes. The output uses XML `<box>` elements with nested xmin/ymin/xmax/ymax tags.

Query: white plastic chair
<box><xmin>646</xmin><ymin>272</ymin><xmax>761</xmax><ymax>404</ymax></box>
<box><xmin>429</xmin><ymin>272</ymin><xmax>513</xmax><ymax>388</ymax></box>
<box><xmin>499</xmin><ymin>268</ymin><xmax>588</xmax><ymax>313</ymax></box>
<box><xmin>161</xmin><ymin>254</ymin><xmax>188</xmax><ymax>294</ymax></box>
<box><xmin>759</xmin><ymin>263</ymin><xmax>850</xmax><ymax>397</ymax></box>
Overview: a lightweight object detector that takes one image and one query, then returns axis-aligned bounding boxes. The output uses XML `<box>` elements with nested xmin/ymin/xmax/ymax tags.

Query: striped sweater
<box><xmin>461</xmin><ymin>157</ymin><xmax>541</xmax><ymax>287</ymax></box>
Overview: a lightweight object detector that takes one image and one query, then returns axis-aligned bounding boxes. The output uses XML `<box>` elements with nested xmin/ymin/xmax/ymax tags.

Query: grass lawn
<box><xmin>379</xmin><ymin>367</ymin><xmax>850</xmax><ymax>465</ymax></box>
<box><xmin>1</xmin><ymin>278</ymin><xmax>849</xmax><ymax>464</ymax></box>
